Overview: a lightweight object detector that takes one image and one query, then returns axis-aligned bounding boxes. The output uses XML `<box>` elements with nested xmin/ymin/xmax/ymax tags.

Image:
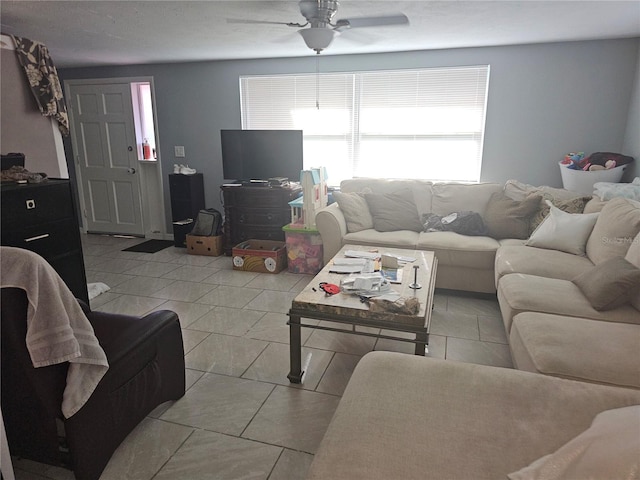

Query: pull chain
<box><xmin>316</xmin><ymin>55</ymin><xmax>320</xmax><ymax>110</ymax></box>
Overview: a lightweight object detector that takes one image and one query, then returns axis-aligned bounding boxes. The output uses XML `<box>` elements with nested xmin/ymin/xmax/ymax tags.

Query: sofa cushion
<box><xmin>504</xmin><ymin>179</ymin><xmax>586</xmax><ymax>203</ymax></box>
<box><xmin>625</xmin><ymin>231</ymin><xmax>640</xmax><ymax>310</ymax></box>
<box><xmin>508</xmin><ymin>405</ymin><xmax>640</xmax><ymax>480</ymax></box>
<box><xmin>495</xmin><ymin>245</ymin><xmax>594</xmax><ymax>285</ymax></box>
<box><xmin>418</xmin><ymin>231</ymin><xmax>499</xmax><ymax>270</ymax></box>
<box><xmin>483</xmin><ymin>192</ymin><xmax>541</xmax><ymax>239</ymax></box>
<box><xmin>341</xmin><ymin>178</ymin><xmax>433</xmax><ymax>218</ymax></box>
<box><xmin>497</xmin><ymin>273</ymin><xmax>640</xmax><ymax>333</ymax></box>
<box><xmin>525</xmin><ymin>202</ymin><xmax>599</xmax><ymax>256</ymax></box>
<box><xmin>510</xmin><ymin>312</ymin><xmax>640</xmax><ymax>389</ymax></box>
<box><xmin>573</xmin><ymin>257</ymin><xmax>640</xmax><ymax>311</ymax></box>
<box><xmin>498</xmin><ymin>239</ymin><xmax>527</xmax><ymax>246</ymax></box>
<box><xmin>583</xmin><ymin>197</ymin><xmax>609</xmax><ymax>213</ymax></box>
<box><xmin>332</xmin><ymin>191</ymin><xmax>374</xmax><ymax>233</ymax></box>
<box><xmin>365</xmin><ymin>189</ymin><xmax>423</xmax><ymax>232</ymax></box>
<box><xmin>344</xmin><ymin>229</ymin><xmax>420</xmax><ymax>250</ymax></box>
<box><xmin>586</xmin><ymin>197</ymin><xmax>640</xmax><ymax>264</ymax></box>
<box><xmin>431</xmin><ymin>182</ymin><xmax>501</xmax><ymax>217</ymax></box>
<box><xmin>503</xmin><ymin>179</ymin><xmax>539</xmax><ymax>201</ymax></box>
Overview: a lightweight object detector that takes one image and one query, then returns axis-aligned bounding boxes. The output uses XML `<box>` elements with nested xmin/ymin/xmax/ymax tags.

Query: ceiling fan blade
<box><xmin>334</xmin><ymin>14</ymin><xmax>409</xmax><ymax>31</ymax></box>
<box><xmin>226</xmin><ymin>18</ymin><xmax>305</xmax><ymax>27</ymax></box>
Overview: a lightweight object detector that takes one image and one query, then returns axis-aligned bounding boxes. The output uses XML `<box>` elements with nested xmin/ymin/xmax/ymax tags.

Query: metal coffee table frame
<box><xmin>287</xmin><ymin>245</ymin><xmax>437</xmax><ymax>384</ymax></box>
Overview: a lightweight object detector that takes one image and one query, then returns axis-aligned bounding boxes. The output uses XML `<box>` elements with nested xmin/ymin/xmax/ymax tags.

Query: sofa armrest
<box><xmin>316</xmin><ymin>203</ymin><xmax>348</xmax><ymax>264</ymax></box>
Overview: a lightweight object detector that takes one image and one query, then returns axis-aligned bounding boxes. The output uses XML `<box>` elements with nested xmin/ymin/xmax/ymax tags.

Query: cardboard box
<box><xmin>232</xmin><ymin>239</ymin><xmax>287</xmax><ymax>274</ymax></box>
<box><xmin>186</xmin><ymin>234</ymin><xmax>223</xmax><ymax>256</ymax></box>
<box><xmin>283</xmin><ymin>223</ymin><xmax>324</xmax><ymax>274</ymax></box>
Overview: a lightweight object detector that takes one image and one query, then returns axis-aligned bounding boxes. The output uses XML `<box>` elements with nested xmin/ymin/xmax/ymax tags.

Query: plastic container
<box><xmin>283</xmin><ymin>223</ymin><xmax>323</xmax><ymax>274</ymax></box>
<box><xmin>559</xmin><ymin>161</ymin><xmax>626</xmax><ymax>195</ymax></box>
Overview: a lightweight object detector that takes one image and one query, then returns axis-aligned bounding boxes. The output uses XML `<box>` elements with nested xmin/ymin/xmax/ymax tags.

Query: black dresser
<box><xmin>168</xmin><ymin>173</ymin><xmax>205</xmax><ymax>247</ymax></box>
<box><xmin>1</xmin><ymin>179</ymin><xmax>89</xmax><ymax>303</ymax></box>
<box><xmin>221</xmin><ymin>184</ymin><xmax>302</xmax><ymax>255</ymax></box>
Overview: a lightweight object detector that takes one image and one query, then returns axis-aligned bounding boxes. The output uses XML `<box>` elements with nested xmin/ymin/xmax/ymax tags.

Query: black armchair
<box><xmin>1</xmin><ymin>287</ymin><xmax>186</xmax><ymax>480</ymax></box>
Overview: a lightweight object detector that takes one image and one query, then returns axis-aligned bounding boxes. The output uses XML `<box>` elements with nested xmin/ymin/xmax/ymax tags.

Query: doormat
<box><xmin>123</xmin><ymin>239</ymin><xmax>174</xmax><ymax>253</ymax></box>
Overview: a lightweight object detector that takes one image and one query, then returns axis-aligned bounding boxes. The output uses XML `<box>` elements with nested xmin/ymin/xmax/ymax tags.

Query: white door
<box><xmin>68</xmin><ymin>83</ymin><xmax>144</xmax><ymax>235</ymax></box>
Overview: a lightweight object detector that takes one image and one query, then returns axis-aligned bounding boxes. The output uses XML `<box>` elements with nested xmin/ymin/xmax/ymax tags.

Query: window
<box><xmin>240</xmin><ymin>65</ymin><xmax>489</xmax><ymax>185</ymax></box>
<box><xmin>131</xmin><ymin>82</ymin><xmax>157</xmax><ymax>160</ymax></box>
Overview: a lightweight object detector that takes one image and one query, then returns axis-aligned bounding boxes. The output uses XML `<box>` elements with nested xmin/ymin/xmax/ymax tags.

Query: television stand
<box><xmin>221</xmin><ymin>183</ymin><xmax>302</xmax><ymax>255</ymax></box>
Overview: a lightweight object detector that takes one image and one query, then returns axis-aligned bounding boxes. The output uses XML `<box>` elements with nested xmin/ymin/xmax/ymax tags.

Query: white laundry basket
<box><xmin>559</xmin><ymin>162</ymin><xmax>626</xmax><ymax>195</ymax></box>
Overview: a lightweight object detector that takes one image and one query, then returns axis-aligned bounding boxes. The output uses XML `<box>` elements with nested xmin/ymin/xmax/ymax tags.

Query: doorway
<box><xmin>66</xmin><ymin>77</ymin><xmax>166</xmax><ymax>238</ymax></box>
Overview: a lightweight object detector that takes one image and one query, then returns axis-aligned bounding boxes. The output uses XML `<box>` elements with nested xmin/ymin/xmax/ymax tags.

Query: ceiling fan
<box><xmin>229</xmin><ymin>0</ymin><xmax>409</xmax><ymax>54</ymax></box>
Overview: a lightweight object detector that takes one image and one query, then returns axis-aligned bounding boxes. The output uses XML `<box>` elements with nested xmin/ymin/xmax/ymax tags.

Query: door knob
<box><xmin>127</xmin><ymin>167</ymin><xmax>136</xmax><ymax>174</ymax></box>
<box><xmin>127</xmin><ymin>146</ymin><xmax>133</xmax><ymax>151</ymax></box>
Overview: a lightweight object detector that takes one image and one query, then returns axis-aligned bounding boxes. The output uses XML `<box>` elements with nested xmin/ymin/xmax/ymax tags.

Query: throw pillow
<box><xmin>586</xmin><ymin>197</ymin><xmax>640</xmax><ymax>265</ymax></box>
<box><xmin>483</xmin><ymin>191</ymin><xmax>541</xmax><ymax>239</ymax></box>
<box><xmin>573</xmin><ymin>256</ymin><xmax>640</xmax><ymax>311</ymax></box>
<box><xmin>526</xmin><ymin>201</ymin><xmax>599</xmax><ymax>256</ymax></box>
<box><xmin>528</xmin><ymin>194</ymin><xmax>592</xmax><ymax>235</ymax></box>
<box><xmin>332</xmin><ymin>191</ymin><xmax>374</xmax><ymax>233</ymax></box>
<box><xmin>624</xmin><ymin>231</ymin><xmax>640</xmax><ymax>310</ymax></box>
<box><xmin>508</xmin><ymin>405</ymin><xmax>640</xmax><ymax>480</ymax></box>
<box><xmin>503</xmin><ymin>179</ymin><xmax>539</xmax><ymax>201</ymax></box>
<box><xmin>364</xmin><ymin>189</ymin><xmax>423</xmax><ymax>232</ymax></box>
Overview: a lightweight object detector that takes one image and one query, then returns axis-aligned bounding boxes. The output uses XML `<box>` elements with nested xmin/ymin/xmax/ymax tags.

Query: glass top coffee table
<box><xmin>287</xmin><ymin>244</ymin><xmax>438</xmax><ymax>384</ymax></box>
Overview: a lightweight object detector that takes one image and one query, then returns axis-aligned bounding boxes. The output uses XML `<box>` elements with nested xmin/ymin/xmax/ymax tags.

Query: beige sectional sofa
<box><xmin>316</xmin><ymin>178</ymin><xmax>640</xmax><ymax>389</ymax></box>
<box><xmin>309</xmin><ymin>180</ymin><xmax>639</xmax><ymax>479</ymax></box>
<box><xmin>309</xmin><ymin>182</ymin><xmax>640</xmax><ymax>479</ymax></box>
<box><xmin>307</xmin><ymin>352</ymin><xmax>640</xmax><ymax>480</ymax></box>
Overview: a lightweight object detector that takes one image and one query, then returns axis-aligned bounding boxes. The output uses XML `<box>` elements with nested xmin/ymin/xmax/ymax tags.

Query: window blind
<box><xmin>240</xmin><ymin>65</ymin><xmax>489</xmax><ymax>185</ymax></box>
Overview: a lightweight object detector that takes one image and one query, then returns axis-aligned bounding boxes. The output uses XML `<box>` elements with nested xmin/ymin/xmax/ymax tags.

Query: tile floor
<box><xmin>12</xmin><ymin>234</ymin><xmax>512</xmax><ymax>480</ymax></box>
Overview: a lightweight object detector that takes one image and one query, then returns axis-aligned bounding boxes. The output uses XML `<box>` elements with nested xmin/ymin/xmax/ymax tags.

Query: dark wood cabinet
<box><xmin>221</xmin><ymin>184</ymin><xmax>302</xmax><ymax>255</ymax></box>
<box><xmin>168</xmin><ymin>173</ymin><xmax>205</xmax><ymax>247</ymax></box>
<box><xmin>1</xmin><ymin>179</ymin><xmax>89</xmax><ymax>303</ymax></box>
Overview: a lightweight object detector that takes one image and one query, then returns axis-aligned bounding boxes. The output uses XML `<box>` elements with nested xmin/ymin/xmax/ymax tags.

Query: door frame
<box><xmin>65</xmin><ymin>76</ymin><xmax>169</xmax><ymax>239</ymax></box>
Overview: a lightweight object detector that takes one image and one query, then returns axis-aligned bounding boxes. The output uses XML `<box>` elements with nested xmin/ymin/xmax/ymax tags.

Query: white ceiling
<box><xmin>1</xmin><ymin>1</ymin><xmax>639</xmax><ymax>68</ymax></box>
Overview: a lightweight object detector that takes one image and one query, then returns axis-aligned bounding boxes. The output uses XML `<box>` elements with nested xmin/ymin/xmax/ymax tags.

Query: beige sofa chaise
<box><xmin>307</xmin><ymin>352</ymin><xmax>640</xmax><ymax>480</ymax></box>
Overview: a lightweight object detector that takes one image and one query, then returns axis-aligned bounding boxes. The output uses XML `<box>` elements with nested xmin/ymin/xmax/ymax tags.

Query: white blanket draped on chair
<box><xmin>0</xmin><ymin>247</ymin><xmax>108</xmax><ymax>418</ymax></box>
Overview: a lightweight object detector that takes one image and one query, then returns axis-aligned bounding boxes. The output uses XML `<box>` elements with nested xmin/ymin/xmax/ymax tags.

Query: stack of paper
<box><xmin>344</xmin><ymin>250</ymin><xmax>380</xmax><ymax>260</ymax></box>
<box><xmin>329</xmin><ymin>257</ymin><xmax>375</xmax><ymax>274</ymax></box>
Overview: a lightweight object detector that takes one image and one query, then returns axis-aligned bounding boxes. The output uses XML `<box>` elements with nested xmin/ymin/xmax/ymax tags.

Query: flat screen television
<box><xmin>221</xmin><ymin>129</ymin><xmax>303</xmax><ymax>182</ymax></box>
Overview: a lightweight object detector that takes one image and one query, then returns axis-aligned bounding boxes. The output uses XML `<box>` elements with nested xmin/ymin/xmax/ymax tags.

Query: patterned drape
<box><xmin>11</xmin><ymin>35</ymin><xmax>69</xmax><ymax>136</ymax></box>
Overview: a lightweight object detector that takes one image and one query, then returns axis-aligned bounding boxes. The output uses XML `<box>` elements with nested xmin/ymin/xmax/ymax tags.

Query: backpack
<box><xmin>190</xmin><ymin>209</ymin><xmax>223</xmax><ymax>236</ymax></box>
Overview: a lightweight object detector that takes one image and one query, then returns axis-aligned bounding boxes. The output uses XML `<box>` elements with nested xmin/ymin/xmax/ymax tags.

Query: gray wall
<box><xmin>623</xmin><ymin>46</ymin><xmax>640</xmax><ymax>182</ymax></box>
<box><xmin>60</xmin><ymin>38</ymin><xmax>640</xmax><ymax>232</ymax></box>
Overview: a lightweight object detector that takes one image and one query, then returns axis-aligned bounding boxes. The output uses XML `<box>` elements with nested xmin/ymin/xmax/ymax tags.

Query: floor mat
<box><xmin>122</xmin><ymin>239</ymin><xmax>174</xmax><ymax>253</ymax></box>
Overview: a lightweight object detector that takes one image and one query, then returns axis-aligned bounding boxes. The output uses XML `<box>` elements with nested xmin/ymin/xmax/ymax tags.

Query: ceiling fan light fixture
<box><xmin>298</xmin><ymin>27</ymin><xmax>336</xmax><ymax>54</ymax></box>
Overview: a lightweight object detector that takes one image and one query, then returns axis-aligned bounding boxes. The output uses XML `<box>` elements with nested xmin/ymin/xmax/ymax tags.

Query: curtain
<box><xmin>11</xmin><ymin>35</ymin><xmax>69</xmax><ymax>136</ymax></box>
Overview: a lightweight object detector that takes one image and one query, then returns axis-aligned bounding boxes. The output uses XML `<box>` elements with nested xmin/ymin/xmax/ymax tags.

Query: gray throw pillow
<box><xmin>483</xmin><ymin>191</ymin><xmax>541</xmax><ymax>239</ymax></box>
<box><xmin>364</xmin><ymin>189</ymin><xmax>423</xmax><ymax>232</ymax></box>
<box><xmin>332</xmin><ymin>191</ymin><xmax>374</xmax><ymax>233</ymax></box>
<box><xmin>573</xmin><ymin>256</ymin><xmax>640</xmax><ymax>311</ymax></box>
